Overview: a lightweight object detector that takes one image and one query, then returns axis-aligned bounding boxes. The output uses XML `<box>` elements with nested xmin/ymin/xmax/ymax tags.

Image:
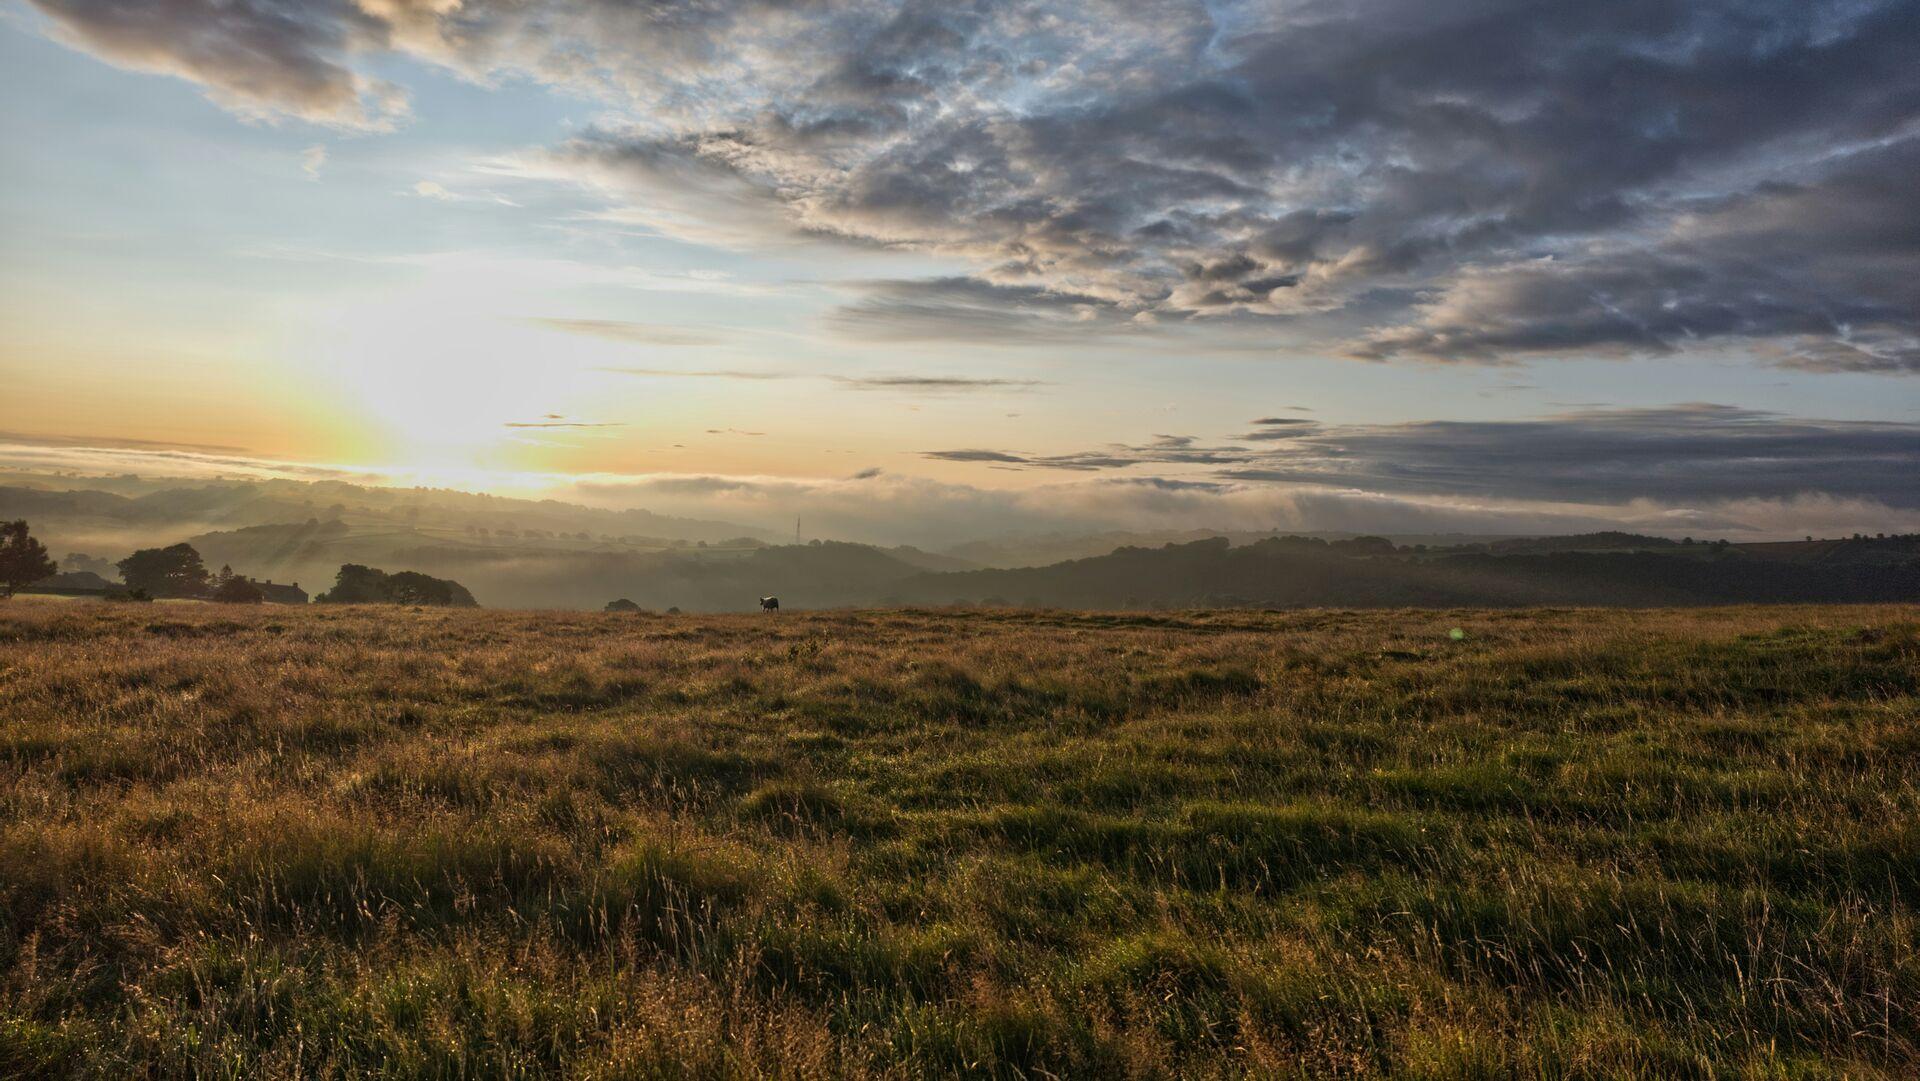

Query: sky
<box><xmin>0</xmin><ymin>0</ymin><xmax>1915</xmax><ymax>543</ymax></box>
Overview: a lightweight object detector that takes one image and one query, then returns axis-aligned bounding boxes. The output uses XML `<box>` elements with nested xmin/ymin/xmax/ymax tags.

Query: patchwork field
<box><xmin>2</xmin><ymin>603</ymin><xmax>1917</xmax><ymax>1078</ymax></box>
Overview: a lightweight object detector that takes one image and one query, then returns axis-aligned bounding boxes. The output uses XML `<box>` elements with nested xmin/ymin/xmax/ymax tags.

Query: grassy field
<box><xmin>1</xmin><ymin>602</ymin><xmax>1916</xmax><ymax>1078</ymax></box>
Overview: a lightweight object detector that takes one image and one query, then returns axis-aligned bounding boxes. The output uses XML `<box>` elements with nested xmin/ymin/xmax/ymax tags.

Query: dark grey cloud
<box><xmin>528</xmin><ymin>0</ymin><xmax>1920</xmax><ymax>364</ymax></box>
<box><xmin>923</xmin><ymin>448</ymin><xmax>1028</xmax><ymax>465</ymax></box>
<box><xmin>37</xmin><ymin>0</ymin><xmax>1920</xmax><ymax>368</ymax></box>
<box><xmin>1350</xmin><ymin>140</ymin><xmax>1920</xmax><ymax>371</ymax></box>
<box><xmin>927</xmin><ymin>404</ymin><xmax>1920</xmax><ymax>509</ymax></box>
<box><xmin>829</xmin><ymin>374</ymin><xmax>1046</xmax><ymax>391</ymax></box>
<box><xmin>28</xmin><ymin>0</ymin><xmax>405</xmax><ymax>128</ymax></box>
<box><xmin>1224</xmin><ymin>405</ymin><xmax>1920</xmax><ymax>507</ymax></box>
<box><xmin>1239</xmin><ymin>417</ymin><xmax>1323</xmax><ymax>441</ymax></box>
<box><xmin>1238</xmin><ymin>428</ymin><xmax>1322</xmax><ymax>442</ymax></box>
<box><xmin>924</xmin><ymin>436</ymin><xmax>1256</xmax><ymax>472</ymax></box>
<box><xmin>825</xmin><ymin>277</ymin><xmax>1137</xmax><ymax>344</ymax></box>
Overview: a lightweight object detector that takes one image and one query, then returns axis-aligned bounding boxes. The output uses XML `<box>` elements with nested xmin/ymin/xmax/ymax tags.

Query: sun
<box><xmin>294</xmin><ymin>277</ymin><xmax>626</xmax><ymax>477</ymax></box>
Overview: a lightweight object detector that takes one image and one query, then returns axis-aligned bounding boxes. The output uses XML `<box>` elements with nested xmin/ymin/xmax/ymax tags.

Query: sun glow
<box><xmin>293</xmin><ymin>263</ymin><xmax>644</xmax><ymax>475</ymax></box>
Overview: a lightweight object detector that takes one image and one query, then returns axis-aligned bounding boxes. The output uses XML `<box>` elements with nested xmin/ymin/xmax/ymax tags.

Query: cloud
<box><xmin>492</xmin><ymin>0</ymin><xmax>1920</xmax><ymax>364</ymax></box>
<box><xmin>826</xmin><ymin>278</ymin><xmax>1136</xmax><ymax>345</ymax></box>
<box><xmin>502</xmin><ymin>419</ymin><xmax>625</xmax><ymax>429</ymax></box>
<box><xmin>1239</xmin><ymin>417</ymin><xmax>1323</xmax><ymax>441</ymax></box>
<box><xmin>400</xmin><ymin>178</ymin><xmax>520</xmax><ymax>206</ymax></box>
<box><xmin>1346</xmin><ymin>137</ymin><xmax>1920</xmax><ymax>371</ymax></box>
<box><xmin>924</xmin><ymin>436</ymin><xmax>1259</xmax><ymax>472</ymax></box>
<box><xmin>599</xmin><ymin>365</ymin><xmax>1045</xmax><ymax>392</ymax></box>
<box><xmin>921</xmin><ymin>449</ymin><xmax>1029</xmax><ymax>465</ymax></box>
<box><xmin>922</xmin><ymin>404</ymin><xmax>1920</xmax><ymax>511</ymax></box>
<box><xmin>28</xmin><ymin>0</ymin><xmax>408</xmax><ymax>130</ymax></box>
<box><xmin>828</xmin><ymin>375</ymin><xmax>1045</xmax><ymax>391</ymax></box>
<box><xmin>1233</xmin><ymin>405</ymin><xmax>1920</xmax><ymax>508</ymax></box>
<box><xmin>534</xmin><ymin>319</ymin><xmax>728</xmax><ymax>347</ymax></box>
<box><xmin>4</xmin><ymin>425</ymin><xmax>1913</xmax><ymax>548</ymax></box>
<box><xmin>564</xmin><ymin>468</ymin><xmax>1920</xmax><ymax>549</ymax></box>
<box><xmin>602</xmin><ymin>367</ymin><xmax>796</xmax><ymax>381</ymax></box>
<box><xmin>0</xmin><ymin>433</ymin><xmax>378</xmax><ymax>483</ymax></box>
<box><xmin>32</xmin><ymin>0</ymin><xmax>1920</xmax><ymax>368</ymax></box>
<box><xmin>300</xmin><ymin>143</ymin><xmax>327</xmax><ymax>180</ymax></box>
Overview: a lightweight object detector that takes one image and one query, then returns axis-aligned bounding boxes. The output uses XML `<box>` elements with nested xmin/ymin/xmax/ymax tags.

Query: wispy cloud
<box><xmin>535</xmin><ymin>319</ymin><xmax>728</xmax><ymax>347</ymax></box>
<box><xmin>826</xmin><ymin>278</ymin><xmax>1138</xmax><ymax>345</ymax></box>
<box><xmin>504</xmin><ymin>414</ymin><xmax>624</xmax><ymax>430</ymax></box>
<box><xmin>602</xmin><ymin>367</ymin><xmax>1048</xmax><ymax>393</ymax></box>
<box><xmin>601</xmin><ymin>367</ymin><xmax>797</xmax><ymax>381</ymax></box>
<box><xmin>923</xmin><ymin>436</ymin><xmax>1252</xmax><ymax>472</ymax></box>
<box><xmin>828</xmin><ymin>375</ymin><xmax>1047</xmax><ymax>391</ymax></box>
<box><xmin>1238</xmin><ymin>418</ymin><xmax>1323</xmax><ymax>442</ymax></box>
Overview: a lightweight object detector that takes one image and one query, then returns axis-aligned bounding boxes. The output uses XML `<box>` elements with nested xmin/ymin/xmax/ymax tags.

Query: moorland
<box><xmin>2</xmin><ymin>602</ymin><xmax>1917</xmax><ymax>1077</ymax></box>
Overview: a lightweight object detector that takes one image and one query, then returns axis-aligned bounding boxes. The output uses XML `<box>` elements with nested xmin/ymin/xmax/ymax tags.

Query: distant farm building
<box><xmin>252</xmin><ymin>579</ymin><xmax>308</xmax><ymax>605</ymax></box>
<box><xmin>31</xmin><ymin>570</ymin><xmax>115</xmax><ymax>593</ymax></box>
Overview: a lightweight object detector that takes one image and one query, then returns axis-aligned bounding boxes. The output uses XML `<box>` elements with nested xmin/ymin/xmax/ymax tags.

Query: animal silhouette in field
<box><xmin>760</xmin><ymin>596</ymin><xmax>780</xmax><ymax>611</ymax></box>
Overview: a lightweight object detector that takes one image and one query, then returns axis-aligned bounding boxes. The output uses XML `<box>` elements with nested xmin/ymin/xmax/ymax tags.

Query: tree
<box><xmin>212</xmin><ymin>576</ymin><xmax>265</xmax><ymax>604</ymax></box>
<box><xmin>605</xmin><ymin>598</ymin><xmax>642</xmax><ymax>613</ymax></box>
<box><xmin>315</xmin><ymin>564</ymin><xmax>390</xmax><ymax>604</ymax></box>
<box><xmin>386</xmin><ymin>570</ymin><xmax>475</xmax><ymax>606</ymax></box>
<box><xmin>117</xmin><ymin>543</ymin><xmax>211</xmax><ymax>598</ymax></box>
<box><xmin>316</xmin><ymin>564</ymin><xmax>477</xmax><ymax>607</ymax></box>
<box><xmin>210</xmin><ymin>563</ymin><xmax>262</xmax><ymax>604</ymax></box>
<box><xmin>62</xmin><ymin>551</ymin><xmax>114</xmax><ymax>575</ymax></box>
<box><xmin>0</xmin><ymin>520</ymin><xmax>56</xmax><ymax>599</ymax></box>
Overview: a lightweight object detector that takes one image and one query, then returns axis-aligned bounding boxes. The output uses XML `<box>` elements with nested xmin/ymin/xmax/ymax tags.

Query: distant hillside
<box><xmin>944</xmin><ymin>529</ymin><xmax>1539</xmax><ymax>568</ymax></box>
<box><xmin>397</xmin><ymin>540</ymin><xmax>934</xmax><ymax>611</ymax></box>
<box><xmin>9</xmin><ymin>475</ymin><xmax>1917</xmax><ymax>610</ymax></box>
<box><xmin>888</xmin><ymin>536</ymin><xmax>1920</xmax><ymax>609</ymax></box>
<box><xmin>1731</xmin><ymin>535</ymin><xmax>1920</xmax><ymax>566</ymax></box>
<box><xmin>0</xmin><ymin>478</ymin><xmax>778</xmax><ymax>566</ymax></box>
<box><xmin>1486</xmin><ymin>531</ymin><xmax>1679</xmax><ymax>553</ymax></box>
<box><xmin>188</xmin><ymin>524</ymin><xmax>940</xmax><ymax>609</ymax></box>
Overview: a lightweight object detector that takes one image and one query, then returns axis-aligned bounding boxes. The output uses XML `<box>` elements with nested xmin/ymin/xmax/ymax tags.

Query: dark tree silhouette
<box><xmin>316</xmin><ymin>564</ymin><xmax>477</xmax><ymax>607</ymax></box>
<box><xmin>0</xmin><ymin>520</ymin><xmax>57</xmax><ymax>599</ymax></box>
<box><xmin>316</xmin><ymin>564</ymin><xmax>390</xmax><ymax>604</ymax></box>
<box><xmin>386</xmin><ymin>571</ymin><xmax>469</xmax><ymax>606</ymax></box>
<box><xmin>211</xmin><ymin>571</ymin><xmax>265</xmax><ymax>604</ymax></box>
<box><xmin>604</xmin><ymin>598</ymin><xmax>642</xmax><ymax>612</ymax></box>
<box><xmin>117</xmin><ymin>543</ymin><xmax>211</xmax><ymax>598</ymax></box>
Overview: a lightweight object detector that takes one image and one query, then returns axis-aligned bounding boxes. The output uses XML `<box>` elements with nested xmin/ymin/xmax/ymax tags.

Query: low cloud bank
<box><xmin>5</xmin><ymin>406</ymin><xmax>1916</xmax><ymax>550</ymax></box>
<box><xmin>563</xmin><ymin>471</ymin><xmax>1917</xmax><ymax>549</ymax></box>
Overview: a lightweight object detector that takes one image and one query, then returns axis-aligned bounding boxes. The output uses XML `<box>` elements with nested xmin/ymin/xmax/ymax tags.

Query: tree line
<box><xmin>0</xmin><ymin>521</ymin><xmax>475</xmax><ymax>606</ymax></box>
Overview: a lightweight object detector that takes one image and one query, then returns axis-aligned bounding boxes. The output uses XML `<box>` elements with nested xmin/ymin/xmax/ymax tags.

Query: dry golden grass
<box><xmin>2</xmin><ymin>601</ymin><xmax>1917</xmax><ymax>1078</ymax></box>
